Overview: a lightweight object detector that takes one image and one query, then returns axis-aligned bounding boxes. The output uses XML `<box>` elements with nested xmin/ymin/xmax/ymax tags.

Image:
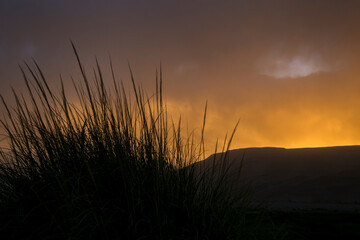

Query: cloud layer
<box><xmin>1</xmin><ymin>0</ymin><xmax>360</xmax><ymax>153</ymax></box>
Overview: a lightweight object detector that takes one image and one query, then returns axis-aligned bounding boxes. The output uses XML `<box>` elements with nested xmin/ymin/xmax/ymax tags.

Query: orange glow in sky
<box><xmin>1</xmin><ymin>1</ymin><xmax>360</xmax><ymax>154</ymax></box>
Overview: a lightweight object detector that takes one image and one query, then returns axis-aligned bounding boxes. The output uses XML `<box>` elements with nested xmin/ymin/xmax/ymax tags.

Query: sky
<box><xmin>1</xmin><ymin>0</ymin><xmax>360</xmax><ymax>153</ymax></box>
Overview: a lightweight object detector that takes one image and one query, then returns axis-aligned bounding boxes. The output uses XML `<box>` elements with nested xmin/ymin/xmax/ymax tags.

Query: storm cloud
<box><xmin>1</xmin><ymin>0</ymin><xmax>360</xmax><ymax>154</ymax></box>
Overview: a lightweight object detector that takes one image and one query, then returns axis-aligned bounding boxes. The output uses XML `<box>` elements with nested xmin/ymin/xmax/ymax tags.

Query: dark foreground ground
<box><xmin>247</xmin><ymin>209</ymin><xmax>360</xmax><ymax>240</ymax></box>
<box><xmin>1</xmin><ymin>209</ymin><xmax>358</xmax><ymax>239</ymax></box>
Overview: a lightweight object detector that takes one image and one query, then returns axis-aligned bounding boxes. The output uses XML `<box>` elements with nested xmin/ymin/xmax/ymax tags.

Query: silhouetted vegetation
<box><xmin>3</xmin><ymin>44</ymin><xmax>354</xmax><ymax>240</ymax></box>
<box><xmin>0</xmin><ymin>44</ymin><xmax>253</xmax><ymax>239</ymax></box>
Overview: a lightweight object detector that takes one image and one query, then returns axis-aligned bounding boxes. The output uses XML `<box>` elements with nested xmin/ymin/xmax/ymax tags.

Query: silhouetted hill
<box><xmin>195</xmin><ymin>146</ymin><xmax>360</xmax><ymax>210</ymax></box>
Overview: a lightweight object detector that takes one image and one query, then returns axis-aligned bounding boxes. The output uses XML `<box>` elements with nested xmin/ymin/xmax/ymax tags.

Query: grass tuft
<box><xmin>0</xmin><ymin>45</ymin><xmax>252</xmax><ymax>239</ymax></box>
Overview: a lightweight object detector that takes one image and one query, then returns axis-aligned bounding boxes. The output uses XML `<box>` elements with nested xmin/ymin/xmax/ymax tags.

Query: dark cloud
<box><xmin>1</xmin><ymin>0</ymin><xmax>360</xmax><ymax>152</ymax></box>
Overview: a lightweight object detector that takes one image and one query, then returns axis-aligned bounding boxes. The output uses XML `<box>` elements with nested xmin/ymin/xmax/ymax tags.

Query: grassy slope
<box><xmin>261</xmin><ymin>210</ymin><xmax>360</xmax><ymax>240</ymax></box>
<box><xmin>198</xmin><ymin>146</ymin><xmax>360</xmax><ymax>208</ymax></box>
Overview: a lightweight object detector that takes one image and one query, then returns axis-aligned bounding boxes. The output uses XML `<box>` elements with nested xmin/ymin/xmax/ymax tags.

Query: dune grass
<box><xmin>0</xmin><ymin>44</ymin><xmax>253</xmax><ymax>239</ymax></box>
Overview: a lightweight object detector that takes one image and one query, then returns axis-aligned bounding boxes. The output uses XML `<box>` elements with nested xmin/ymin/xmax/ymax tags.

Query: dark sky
<box><xmin>1</xmin><ymin>0</ymin><xmax>360</xmax><ymax>152</ymax></box>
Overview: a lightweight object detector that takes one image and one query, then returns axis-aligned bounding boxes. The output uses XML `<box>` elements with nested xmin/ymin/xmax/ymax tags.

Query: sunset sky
<box><xmin>1</xmin><ymin>0</ymin><xmax>360</xmax><ymax>153</ymax></box>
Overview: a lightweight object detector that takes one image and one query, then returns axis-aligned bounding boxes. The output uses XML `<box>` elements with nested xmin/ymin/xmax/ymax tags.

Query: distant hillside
<box><xmin>195</xmin><ymin>146</ymin><xmax>360</xmax><ymax>210</ymax></box>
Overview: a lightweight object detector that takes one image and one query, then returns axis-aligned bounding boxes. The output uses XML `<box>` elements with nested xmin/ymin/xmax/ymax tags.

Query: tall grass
<box><xmin>0</xmin><ymin>44</ymin><xmax>250</xmax><ymax>239</ymax></box>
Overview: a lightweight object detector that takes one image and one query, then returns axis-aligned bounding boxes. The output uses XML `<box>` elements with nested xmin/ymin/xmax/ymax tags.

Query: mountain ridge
<box><xmin>196</xmin><ymin>145</ymin><xmax>360</xmax><ymax>210</ymax></box>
